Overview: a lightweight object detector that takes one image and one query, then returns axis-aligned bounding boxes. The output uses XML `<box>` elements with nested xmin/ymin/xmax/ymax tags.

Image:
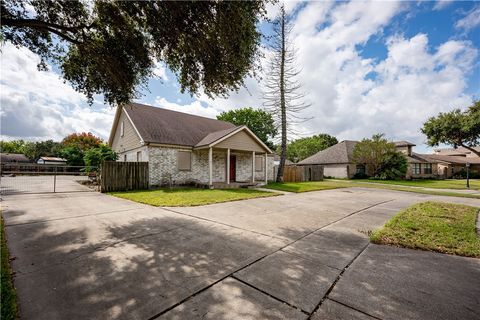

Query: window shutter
<box><xmin>178</xmin><ymin>151</ymin><xmax>192</xmax><ymax>171</ymax></box>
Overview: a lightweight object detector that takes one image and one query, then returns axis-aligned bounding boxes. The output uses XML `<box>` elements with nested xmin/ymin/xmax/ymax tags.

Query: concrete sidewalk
<box><xmin>2</xmin><ymin>188</ymin><xmax>479</xmax><ymax>319</ymax></box>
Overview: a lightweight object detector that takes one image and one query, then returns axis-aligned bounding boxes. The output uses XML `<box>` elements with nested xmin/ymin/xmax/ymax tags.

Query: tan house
<box><xmin>297</xmin><ymin>140</ymin><xmax>447</xmax><ymax>179</ymax></box>
<box><xmin>108</xmin><ymin>103</ymin><xmax>274</xmax><ymax>188</ymax></box>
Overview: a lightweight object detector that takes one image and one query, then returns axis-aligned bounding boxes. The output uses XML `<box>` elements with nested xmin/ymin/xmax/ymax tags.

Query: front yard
<box><xmin>353</xmin><ymin>178</ymin><xmax>480</xmax><ymax>190</ymax></box>
<box><xmin>265</xmin><ymin>180</ymin><xmax>480</xmax><ymax>199</ymax></box>
<box><xmin>370</xmin><ymin>202</ymin><xmax>480</xmax><ymax>257</ymax></box>
<box><xmin>110</xmin><ymin>187</ymin><xmax>277</xmax><ymax>207</ymax></box>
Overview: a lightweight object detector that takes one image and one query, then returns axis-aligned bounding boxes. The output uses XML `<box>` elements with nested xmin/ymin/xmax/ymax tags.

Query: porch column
<box><xmin>208</xmin><ymin>147</ymin><xmax>213</xmax><ymax>187</ymax></box>
<box><xmin>252</xmin><ymin>151</ymin><xmax>255</xmax><ymax>183</ymax></box>
<box><xmin>264</xmin><ymin>153</ymin><xmax>268</xmax><ymax>184</ymax></box>
<box><xmin>226</xmin><ymin>148</ymin><xmax>230</xmax><ymax>184</ymax></box>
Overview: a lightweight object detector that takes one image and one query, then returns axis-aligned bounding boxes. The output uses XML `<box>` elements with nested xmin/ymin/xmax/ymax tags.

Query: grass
<box><xmin>110</xmin><ymin>187</ymin><xmax>277</xmax><ymax>207</ymax></box>
<box><xmin>370</xmin><ymin>202</ymin><xmax>480</xmax><ymax>257</ymax></box>
<box><xmin>353</xmin><ymin>179</ymin><xmax>480</xmax><ymax>190</ymax></box>
<box><xmin>264</xmin><ymin>180</ymin><xmax>480</xmax><ymax>199</ymax></box>
<box><xmin>1</xmin><ymin>216</ymin><xmax>18</xmax><ymax>320</ymax></box>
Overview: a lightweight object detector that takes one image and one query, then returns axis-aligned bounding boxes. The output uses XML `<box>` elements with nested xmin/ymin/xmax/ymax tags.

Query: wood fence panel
<box><xmin>101</xmin><ymin>161</ymin><xmax>149</xmax><ymax>192</ymax></box>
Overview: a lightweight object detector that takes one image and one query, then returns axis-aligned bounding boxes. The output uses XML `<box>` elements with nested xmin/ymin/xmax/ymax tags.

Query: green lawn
<box><xmin>353</xmin><ymin>179</ymin><xmax>480</xmax><ymax>190</ymax></box>
<box><xmin>370</xmin><ymin>202</ymin><xmax>480</xmax><ymax>257</ymax></box>
<box><xmin>110</xmin><ymin>187</ymin><xmax>277</xmax><ymax>207</ymax></box>
<box><xmin>266</xmin><ymin>181</ymin><xmax>347</xmax><ymax>193</ymax></box>
<box><xmin>265</xmin><ymin>180</ymin><xmax>480</xmax><ymax>199</ymax></box>
<box><xmin>1</xmin><ymin>216</ymin><xmax>18</xmax><ymax>320</ymax></box>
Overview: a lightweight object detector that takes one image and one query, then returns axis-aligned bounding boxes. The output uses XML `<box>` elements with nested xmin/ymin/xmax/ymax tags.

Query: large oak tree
<box><xmin>2</xmin><ymin>1</ymin><xmax>267</xmax><ymax>105</ymax></box>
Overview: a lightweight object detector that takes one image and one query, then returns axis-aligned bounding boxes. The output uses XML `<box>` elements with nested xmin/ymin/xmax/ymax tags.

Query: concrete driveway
<box><xmin>2</xmin><ymin>188</ymin><xmax>479</xmax><ymax>320</ymax></box>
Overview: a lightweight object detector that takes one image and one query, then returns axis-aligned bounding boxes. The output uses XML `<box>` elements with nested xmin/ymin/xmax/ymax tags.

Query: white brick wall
<box><xmin>147</xmin><ymin>146</ymin><xmax>272</xmax><ymax>186</ymax></box>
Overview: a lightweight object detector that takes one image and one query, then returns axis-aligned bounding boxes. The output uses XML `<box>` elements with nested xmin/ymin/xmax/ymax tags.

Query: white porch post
<box><xmin>208</xmin><ymin>147</ymin><xmax>213</xmax><ymax>187</ymax></box>
<box><xmin>252</xmin><ymin>151</ymin><xmax>255</xmax><ymax>183</ymax></box>
<box><xmin>264</xmin><ymin>153</ymin><xmax>268</xmax><ymax>184</ymax></box>
<box><xmin>226</xmin><ymin>148</ymin><xmax>230</xmax><ymax>184</ymax></box>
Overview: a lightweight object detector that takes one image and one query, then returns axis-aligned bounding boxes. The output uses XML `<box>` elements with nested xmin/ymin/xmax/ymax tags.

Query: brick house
<box><xmin>108</xmin><ymin>103</ymin><xmax>274</xmax><ymax>188</ymax></box>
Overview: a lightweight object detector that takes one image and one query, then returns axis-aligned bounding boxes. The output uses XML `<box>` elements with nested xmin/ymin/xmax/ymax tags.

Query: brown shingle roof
<box><xmin>124</xmin><ymin>103</ymin><xmax>236</xmax><ymax>147</ymax></box>
<box><xmin>393</xmin><ymin>140</ymin><xmax>416</xmax><ymax>147</ymax></box>
<box><xmin>195</xmin><ymin>126</ymin><xmax>243</xmax><ymax>147</ymax></box>
<box><xmin>297</xmin><ymin>140</ymin><xmax>358</xmax><ymax>165</ymax></box>
<box><xmin>423</xmin><ymin>154</ymin><xmax>480</xmax><ymax>165</ymax></box>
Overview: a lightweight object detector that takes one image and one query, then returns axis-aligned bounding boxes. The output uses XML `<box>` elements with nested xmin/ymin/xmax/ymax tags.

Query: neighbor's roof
<box><xmin>423</xmin><ymin>154</ymin><xmax>480</xmax><ymax>165</ymax></box>
<box><xmin>434</xmin><ymin>146</ymin><xmax>480</xmax><ymax>156</ymax></box>
<box><xmin>0</xmin><ymin>153</ymin><xmax>30</xmax><ymax>163</ymax></box>
<box><xmin>39</xmin><ymin>157</ymin><xmax>67</xmax><ymax>162</ymax></box>
<box><xmin>123</xmin><ymin>103</ymin><xmax>235</xmax><ymax>146</ymax></box>
<box><xmin>393</xmin><ymin>140</ymin><xmax>416</xmax><ymax>147</ymax></box>
<box><xmin>298</xmin><ymin>140</ymin><xmax>358</xmax><ymax>165</ymax></box>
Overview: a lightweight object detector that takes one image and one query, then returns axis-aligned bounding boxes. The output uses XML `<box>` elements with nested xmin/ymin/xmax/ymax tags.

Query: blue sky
<box><xmin>1</xmin><ymin>1</ymin><xmax>479</xmax><ymax>154</ymax></box>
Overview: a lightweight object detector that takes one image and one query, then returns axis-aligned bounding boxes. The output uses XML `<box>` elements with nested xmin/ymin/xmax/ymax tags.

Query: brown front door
<box><xmin>230</xmin><ymin>155</ymin><xmax>236</xmax><ymax>182</ymax></box>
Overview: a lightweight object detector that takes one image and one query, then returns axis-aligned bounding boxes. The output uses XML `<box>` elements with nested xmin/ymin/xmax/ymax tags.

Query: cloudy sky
<box><xmin>1</xmin><ymin>0</ymin><xmax>479</xmax><ymax>153</ymax></box>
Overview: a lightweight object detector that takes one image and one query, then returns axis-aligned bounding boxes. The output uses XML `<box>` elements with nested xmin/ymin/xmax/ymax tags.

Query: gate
<box><xmin>0</xmin><ymin>164</ymin><xmax>97</xmax><ymax>195</ymax></box>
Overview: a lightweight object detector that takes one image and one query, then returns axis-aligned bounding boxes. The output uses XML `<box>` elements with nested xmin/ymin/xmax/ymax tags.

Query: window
<box><xmin>412</xmin><ymin>163</ymin><xmax>421</xmax><ymax>175</ymax></box>
<box><xmin>177</xmin><ymin>151</ymin><xmax>191</xmax><ymax>171</ymax></box>
<box><xmin>356</xmin><ymin>164</ymin><xmax>366</xmax><ymax>174</ymax></box>
<box><xmin>424</xmin><ymin>163</ymin><xmax>432</xmax><ymax>174</ymax></box>
<box><xmin>136</xmin><ymin>151</ymin><xmax>142</xmax><ymax>162</ymax></box>
<box><xmin>123</xmin><ymin>154</ymin><xmax>127</xmax><ymax>162</ymax></box>
<box><xmin>120</xmin><ymin>121</ymin><xmax>124</xmax><ymax>137</ymax></box>
<box><xmin>255</xmin><ymin>156</ymin><xmax>263</xmax><ymax>172</ymax></box>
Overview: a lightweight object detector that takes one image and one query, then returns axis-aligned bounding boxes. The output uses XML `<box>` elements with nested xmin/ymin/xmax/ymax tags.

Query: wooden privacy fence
<box><xmin>100</xmin><ymin>161</ymin><xmax>149</xmax><ymax>192</ymax></box>
<box><xmin>281</xmin><ymin>165</ymin><xmax>324</xmax><ymax>182</ymax></box>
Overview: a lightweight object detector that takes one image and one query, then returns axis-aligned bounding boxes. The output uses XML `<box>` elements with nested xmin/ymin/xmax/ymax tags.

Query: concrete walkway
<box><xmin>2</xmin><ymin>188</ymin><xmax>479</xmax><ymax>320</ymax></box>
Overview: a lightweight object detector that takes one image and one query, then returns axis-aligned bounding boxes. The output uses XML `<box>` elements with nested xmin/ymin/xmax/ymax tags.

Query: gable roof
<box><xmin>194</xmin><ymin>126</ymin><xmax>242</xmax><ymax>147</ymax></box>
<box><xmin>117</xmin><ymin>103</ymin><xmax>236</xmax><ymax>147</ymax></box>
<box><xmin>298</xmin><ymin>140</ymin><xmax>358</xmax><ymax>165</ymax></box>
<box><xmin>394</xmin><ymin>140</ymin><xmax>416</xmax><ymax>147</ymax></box>
<box><xmin>0</xmin><ymin>153</ymin><xmax>30</xmax><ymax>163</ymax></box>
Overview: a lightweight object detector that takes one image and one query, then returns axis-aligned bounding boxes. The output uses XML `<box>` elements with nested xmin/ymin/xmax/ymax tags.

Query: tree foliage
<box><xmin>353</xmin><ymin>134</ymin><xmax>407</xmax><ymax>179</ymax></box>
<box><xmin>59</xmin><ymin>146</ymin><xmax>85</xmax><ymax>166</ymax></box>
<box><xmin>217</xmin><ymin>107</ymin><xmax>277</xmax><ymax>148</ymax></box>
<box><xmin>421</xmin><ymin>101</ymin><xmax>480</xmax><ymax>156</ymax></box>
<box><xmin>83</xmin><ymin>144</ymin><xmax>117</xmax><ymax>171</ymax></box>
<box><xmin>0</xmin><ymin>139</ymin><xmax>62</xmax><ymax>160</ymax></box>
<box><xmin>62</xmin><ymin>132</ymin><xmax>102</xmax><ymax>151</ymax></box>
<box><xmin>2</xmin><ymin>1</ymin><xmax>267</xmax><ymax>106</ymax></box>
<box><xmin>263</xmin><ymin>5</ymin><xmax>310</xmax><ymax>182</ymax></box>
<box><xmin>285</xmin><ymin>134</ymin><xmax>338</xmax><ymax>162</ymax></box>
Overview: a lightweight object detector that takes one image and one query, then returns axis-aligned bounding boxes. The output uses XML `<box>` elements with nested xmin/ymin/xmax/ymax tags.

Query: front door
<box><xmin>229</xmin><ymin>155</ymin><xmax>236</xmax><ymax>182</ymax></box>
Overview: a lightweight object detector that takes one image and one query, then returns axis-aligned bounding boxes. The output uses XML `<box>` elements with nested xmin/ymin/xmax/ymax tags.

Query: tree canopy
<box><xmin>61</xmin><ymin>132</ymin><xmax>103</xmax><ymax>151</ymax></box>
<box><xmin>1</xmin><ymin>1</ymin><xmax>267</xmax><ymax>105</ymax></box>
<box><xmin>83</xmin><ymin>144</ymin><xmax>118</xmax><ymax>171</ymax></box>
<box><xmin>0</xmin><ymin>139</ymin><xmax>62</xmax><ymax>160</ymax></box>
<box><xmin>217</xmin><ymin>107</ymin><xmax>277</xmax><ymax>148</ymax></box>
<box><xmin>284</xmin><ymin>134</ymin><xmax>337</xmax><ymax>162</ymax></box>
<box><xmin>353</xmin><ymin>134</ymin><xmax>407</xmax><ymax>179</ymax></box>
<box><xmin>421</xmin><ymin>101</ymin><xmax>480</xmax><ymax>156</ymax></box>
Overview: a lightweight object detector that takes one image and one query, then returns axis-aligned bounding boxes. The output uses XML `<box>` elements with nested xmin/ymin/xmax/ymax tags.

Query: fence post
<box><xmin>53</xmin><ymin>166</ymin><xmax>57</xmax><ymax>192</ymax></box>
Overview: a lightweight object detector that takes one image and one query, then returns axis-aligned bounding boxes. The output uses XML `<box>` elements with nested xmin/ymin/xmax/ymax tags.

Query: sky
<box><xmin>1</xmin><ymin>0</ymin><xmax>479</xmax><ymax>153</ymax></box>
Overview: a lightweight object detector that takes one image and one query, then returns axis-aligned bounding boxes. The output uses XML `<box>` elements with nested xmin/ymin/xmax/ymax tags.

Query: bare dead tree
<box><xmin>263</xmin><ymin>4</ymin><xmax>311</xmax><ymax>182</ymax></box>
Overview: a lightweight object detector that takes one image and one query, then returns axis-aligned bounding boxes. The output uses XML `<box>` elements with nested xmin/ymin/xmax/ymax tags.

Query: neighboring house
<box><xmin>0</xmin><ymin>153</ymin><xmax>31</xmax><ymax>163</ymax></box>
<box><xmin>273</xmin><ymin>155</ymin><xmax>293</xmax><ymax>166</ymax></box>
<box><xmin>108</xmin><ymin>103</ymin><xmax>274</xmax><ymax>187</ymax></box>
<box><xmin>297</xmin><ymin>140</ymin><xmax>447</xmax><ymax>179</ymax></box>
<box><xmin>423</xmin><ymin>154</ymin><xmax>480</xmax><ymax>178</ymax></box>
<box><xmin>297</xmin><ymin>140</ymin><xmax>359</xmax><ymax>178</ymax></box>
<box><xmin>434</xmin><ymin>146</ymin><xmax>480</xmax><ymax>158</ymax></box>
<box><xmin>37</xmin><ymin>157</ymin><xmax>68</xmax><ymax>165</ymax></box>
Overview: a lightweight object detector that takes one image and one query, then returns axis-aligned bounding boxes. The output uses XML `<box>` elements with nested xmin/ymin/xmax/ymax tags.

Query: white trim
<box><xmin>208</xmin><ymin>147</ymin><xmax>213</xmax><ymax>187</ymax></box>
<box><xmin>147</xmin><ymin>143</ymin><xmax>193</xmax><ymax>150</ymax></box>
<box><xmin>123</xmin><ymin>107</ymin><xmax>144</xmax><ymax>143</ymax></box>
<box><xmin>227</xmin><ymin>148</ymin><xmax>230</xmax><ymax>184</ymax></box>
<box><xmin>196</xmin><ymin>126</ymin><xmax>272</xmax><ymax>153</ymax></box>
<box><xmin>108</xmin><ymin>106</ymin><xmax>123</xmax><ymax>146</ymax></box>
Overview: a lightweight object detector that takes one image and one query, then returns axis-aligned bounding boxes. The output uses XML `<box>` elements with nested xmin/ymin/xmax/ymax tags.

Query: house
<box><xmin>36</xmin><ymin>157</ymin><xmax>68</xmax><ymax>165</ymax></box>
<box><xmin>0</xmin><ymin>153</ymin><xmax>31</xmax><ymax>163</ymax></box>
<box><xmin>297</xmin><ymin>140</ymin><xmax>444</xmax><ymax>179</ymax></box>
<box><xmin>297</xmin><ymin>140</ymin><xmax>359</xmax><ymax>178</ymax></box>
<box><xmin>423</xmin><ymin>154</ymin><xmax>480</xmax><ymax>178</ymax></box>
<box><xmin>108</xmin><ymin>103</ymin><xmax>274</xmax><ymax>188</ymax></box>
<box><xmin>434</xmin><ymin>146</ymin><xmax>480</xmax><ymax>158</ymax></box>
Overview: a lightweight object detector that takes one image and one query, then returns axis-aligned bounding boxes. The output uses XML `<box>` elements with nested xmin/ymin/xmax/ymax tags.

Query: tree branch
<box><xmin>459</xmin><ymin>143</ymin><xmax>480</xmax><ymax>157</ymax></box>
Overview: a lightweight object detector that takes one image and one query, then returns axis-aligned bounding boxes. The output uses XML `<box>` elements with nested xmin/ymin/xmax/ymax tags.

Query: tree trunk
<box><xmin>276</xmin><ymin>8</ymin><xmax>287</xmax><ymax>183</ymax></box>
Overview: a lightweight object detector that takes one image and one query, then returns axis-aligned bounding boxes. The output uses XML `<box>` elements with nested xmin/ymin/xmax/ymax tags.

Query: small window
<box><xmin>424</xmin><ymin>163</ymin><xmax>432</xmax><ymax>174</ymax></box>
<box><xmin>120</xmin><ymin>121</ymin><xmax>125</xmax><ymax>137</ymax></box>
<box><xmin>255</xmin><ymin>156</ymin><xmax>263</xmax><ymax>172</ymax></box>
<box><xmin>136</xmin><ymin>151</ymin><xmax>142</xmax><ymax>162</ymax></box>
<box><xmin>124</xmin><ymin>154</ymin><xmax>127</xmax><ymax>162</ymax></box>
<box><xmin>178</xmin><ymin>151</ymin><xmax>191</xmax><ymax>171</ymax></box>
<box><xmin>412</xmin><ymin>163</ymin><xmax>421</xmax><ymax>175</ymax></box>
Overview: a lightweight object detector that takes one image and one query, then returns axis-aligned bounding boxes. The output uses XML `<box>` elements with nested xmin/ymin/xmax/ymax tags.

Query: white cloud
<box><xmin>433</xmin><ymin>0</ymin><xmax>453</xmax><ymax>11</ymax></box>
<box><xmin>455</xmin><ymin>5</ymin><xmax>480</xmax><ymax>32</ymax></box>
<box><xmin>152</xmin><ymin>61</ymin><xmax>169</xmax><ymax>81</ymax></box>
<box><xmin>153</xmin><ymin>97</ymin><xmax>220</xmax><ymax>119</ymax></box>
<box><xmin>0</xmin><ymin>43</ymin><xmax>115</xmax><ymax>141</ymax></box>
